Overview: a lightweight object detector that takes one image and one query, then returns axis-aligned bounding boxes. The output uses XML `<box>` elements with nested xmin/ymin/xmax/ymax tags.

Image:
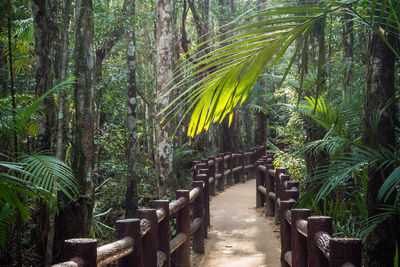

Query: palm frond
<box><xmin>160</xmin><ymin>2</ymin><xmax>349</xmax><ymax>137</ymax></box>
<box><xmin>0</xmin><ymin>204</ymin><xmax>15</xmax><ymax>248</ymax></box>
<box><xmin>20</xmin><ymin>153</ymin><xmax>79</xmax><ymax>199</ymax></box>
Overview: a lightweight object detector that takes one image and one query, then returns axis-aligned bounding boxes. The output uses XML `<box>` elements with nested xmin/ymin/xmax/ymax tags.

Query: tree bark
<box><xmin>125</xmin><ymin>0</ymin><xmax>138</xmax><ymax>218</ymax></box>
<box><xmin>155</xmin><ymin>0</ymin><xmax>174</xmax><ymax>197</ymax></box>
<box><xmin>59</xmin><ymin>0</ymin><xmax>95</xmax><ymax>239</ymax></box>
<box><xmin>46</xmin><ymin>0</ymin><xmax>72</xmax><ymax>265</ymax></box>
<box><xmin>31</xmin><ymin>0</ymin><xmax>56</xmax><ymax>151</ymax></box>
<box><xmin>341</xmin><ymin>11</ymin><xmax>353</xmax><ymax>90</ymax></box>
<box><xmin>363</xmin><ymin>31</ymin><xmax>398</xmax><ymax>267</ymax></box>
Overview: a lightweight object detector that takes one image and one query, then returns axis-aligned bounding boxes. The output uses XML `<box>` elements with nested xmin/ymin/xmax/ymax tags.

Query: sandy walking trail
<box><xmin>192</xmin><ymin>178</ymin><xmax>281</xmax><ymax>267</ymax></box>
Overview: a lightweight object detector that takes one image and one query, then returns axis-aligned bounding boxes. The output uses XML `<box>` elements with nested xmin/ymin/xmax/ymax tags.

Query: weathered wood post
<box><xmin>280</xmin><ymin>200</ymin><xmax>295</xmax><ymax>267</ymax></box>
<box><xmin>197</xmin><ymin>170</ymin><xmax>210</xmax><ymax>231</ymax></box>
<box><xmin>250</xmin><ymin>148</ymin><xmax>257</xmax><ymax>179</ymax></box>
<box><xmin>227</xmin><ymin>152</ymin><xmax>234</xmax><ymax>186</ymax></box>
<box><xmin>116</xmin><ymin>218</ymin><xmax>142</xmax><ymax>267</ymax></box>
<box><xmin>274</xmin><ymin>167</ymin><xmax>286</xmax><ymax>224</ymax></box>
<box><xmin>284</xmin><ymin>189</ymin><xmax>299</xmax><ymax>203</ymax></box>
<box><xmin>307</xmin><ymin>216</ymin><xmax>332</xmax><ymax>267</ymax></box>
<box><xmin>240</xmin><ymin>151</ymin><xmax>245</xmax><ymax>182</ymax></box>
<box><xmin>280</xmin><ymin>174</ymin><xmax>290</xmax><ymax>197</ymax></box>
<box><xmin>329</xmin><ymin>238</ymin><xmax>362</xmax><ymax>267</ymax></box>
<box><xmin>192</xmin><ymin>181</ymin><xmax>205</xmax><ymax>254</ymax></box>
<box><xmin>192</xmin><ymin>161</ymin><xmax>200</xmax><ymax>180</ymax></box>
<box><xmin>201</xmin><ymin>159</ymin><xmax>214</xmax><ymax>197</ymax></box>
<box><xmin>232</xmin><ymin>153</ymin><xmax>240</xmax><ymax>184</ymax></box>
<box><xmin>175</xmin><ymin>190</ymin><xmax>190</xmax><ymax>267</ymax></box>
<box><xmin>260</xmin><ymin>145</ymin><xmax>267</xmax><ymax>157</ymax></box>
<box><xmin>217</xmin><ymin>153</ymin><xmax>225</xmax><ymax>192</ymax></box>
<box><xmin>287</xmin><ymin>181</ymin><xmax>299</xmax><ymax>191</ymax></box>
<box><xmin>137</xmin><ymin>209</ymin><xmax>158</xmax><ymax>267</ymax></box>
<box><xmin>63</xmin><ymin>238</ymin><xmax>97</xmax><ymax>267</ymax></box>
<box><xmin>255</xmin><ymin>160</ymin><xmax>265</xmax><ymax>208</ymax></box>
<box><xmin>291</xmin><ymin>209</ymin><xmax>311</xmax><ymax>267</ymax></box>
<box><xmin>265</xmin><ymin>163</ymin><xmax>275</xmax><ymax>217</ymax></box>
<box><xmin>208</xmin><ymin>157</ymin><xmax>216</xmax><ymax>196</ymax></box>
<box><xmin>152</xmin><ymin>200</ymin><xmax>171</xmax><ymax>267</ymax></box>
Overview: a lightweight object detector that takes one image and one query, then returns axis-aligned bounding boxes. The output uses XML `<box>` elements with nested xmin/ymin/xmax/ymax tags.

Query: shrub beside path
<box><xmin>191</xmin><ymin>178</ymin><xmax>281</xmax><ymax>267</ymax></box>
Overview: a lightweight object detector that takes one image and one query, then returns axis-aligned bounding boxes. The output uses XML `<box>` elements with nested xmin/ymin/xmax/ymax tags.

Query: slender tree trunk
<box><xmin>31</xmin><ymin>0</ymin><xmax>56</xmax><ymax>151</ymax></box>
<box><xmin>341</xmin><ymin>11</ymin><xmax>353</xmax><ymax>91</ymax></box>
<box><xmin>363</xmin><ymin>32</ymin><xmax>398</xmax><ymax>267</ymax></box>
<box><xmin>59</xmin><ymin>0</ymin><xmax>95</xmax><ymax>239</ymax></box>
<box><xmin>125</xmin><ymin>0</ymin><xmax>138</xmax><ymax>218</ymax></box>
<box><xmin>45</xmin><ymin>0</ymin><xmax>71</xmax><ymax>265</ymax></box>
<box><xmin>155</xmin><ymin>0</ymin><xmax>174</xmax><ymax>197</ymax></box>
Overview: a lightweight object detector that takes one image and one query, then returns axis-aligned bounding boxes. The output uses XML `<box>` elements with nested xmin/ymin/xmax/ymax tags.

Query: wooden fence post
<box><xmin>217</xmin><ymin>153</ymin><xmax>225</xmax><ymax>192</ymax></box>
<box><xmin>137</xmin><ymin>209</ymin><xmax>158</xmax><ymax>267</ymax></box>
<box><xmin>175</xmin><ymin>190</ymin><xmax>190</xmax><ymax>267</ymax></box>
<box><xmin>255</xmin><ymin>160</ymin><xmax>265</xmax><ymax>208</ymax></box>
<box><xmin>307</xmin><ymin>216</ymin><xmax>332</xmax><ymax>267</ymax></box>
<box><xmin>284</xmin><ymin>189</ymin><xmax>299</xmax><ymax>202</ymax></box>
<box><xmin>197</xmin><ymin>171</ymin><xmax>210</xmax><ymax>232</ymax></box>
<box><xmin>192</xmin><ymin>181</ymin><xmax>205</xmax><ymax>254</ymax></box>
<box><xmin>280</xmin><ymin>200</ymin><xmax>295</xmax><ymax>267</ymax></box>
<box><xmin>209</xmin><ymin>157</ymin><xmax>216</xmax><ymax>195</ymax></box>
<box><xmin>329</xmin><ymin>238</ymin><xmax>361</xmax><ymax>267</ymax></box>
<box><xmin>152</xmin><ymin>200</ymin><xmax>171</xmax><ymax>267</ymax></box>
<box><xmin>227</xmin><ymin>152</ymin><xmax>234</xmax><ymax>186</ymax></box>
<box><xmin>274</xmin><ymin>167</ymin><xmax>286</xmax><ymax>224</ymax></box>
<box><xmin>192</xmin><ymin>161</ymin><xmax>200</xmax><ymax>180</ymax></box>
<box><xmin>291</xmin><ymin>209</ymin><xmax>311</xmax><ymax>267</ymax></box>
<box><xmin>116</xmin><ymin>218</ymin><xmax>142</xmax><ymax>267</ymax></box>
<box><xmin>240</xmin><ymin>151</ymin><xmax>245</xmax><ymax>182</ymax></box>
<box><xmin>63</xmin><ymin>238</ymin><xmax>97</xmax><ymax>267</ymax></box>
<box><xmin>265</xmin><ymin>163</ymin><xmax>275</xmax><ymax>217</ymax></box>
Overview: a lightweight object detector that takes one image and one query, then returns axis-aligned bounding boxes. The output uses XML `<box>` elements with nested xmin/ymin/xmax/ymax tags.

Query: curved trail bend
<box><xmin>192</xmin><ymin>179</ymin><xmax>281</xmax><ymax>267</ymax></box>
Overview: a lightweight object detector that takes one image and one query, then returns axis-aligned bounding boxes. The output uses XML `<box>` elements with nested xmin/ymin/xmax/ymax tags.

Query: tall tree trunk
<box><xmin>363</xmin><ymin>32</ymin><xmax>398</xmax><ymax>267</ymax></box>
<box><xmin>341</xmin><ymin>11</ymin><xmax>353</xmax><ymax>91</ymax></box>
<box><xmin>125</xmin><ymin>0</ymin><xmax>138</xmax><ymax>218</ymax></box>
<box><xmin>59</xmin><ymin>0</ymin><xmax>95</xmax><ymax>239</ymax></box>
<box><xmin>155</xmin><ymin>0</ymin><xmax>174</xmax><ymax>197</ymax></box>
<box><xmin>31</xmin><ymin>1</ymin><xmax>57</xmax><ymax>263</ymax></box>
<box><xmin>46</xmin><ymin>0</ymin><xmax>72</xmax><ymax>265</ymax></box>
<box><xmin>31</xmin><ymin>0</ymin><xmax>56</xmax><ymax>151</ymax></box>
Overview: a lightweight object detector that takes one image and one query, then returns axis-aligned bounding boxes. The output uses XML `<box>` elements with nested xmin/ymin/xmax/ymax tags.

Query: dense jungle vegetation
<box><xmin>0</xmin><ymin>0</ymin><xmax>399</xmax><ymax>266</ymax></box>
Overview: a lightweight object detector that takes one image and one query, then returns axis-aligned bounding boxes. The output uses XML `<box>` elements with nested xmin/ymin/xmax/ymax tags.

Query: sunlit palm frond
<box><xmin>160</xmin><ymin>2</ymin><xmax>348</xmax><ymax>137</ymax></box>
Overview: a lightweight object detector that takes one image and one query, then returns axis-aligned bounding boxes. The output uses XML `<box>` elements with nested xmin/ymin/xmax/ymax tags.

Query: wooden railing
<box><xmin>255</xmin><ymin>154</ymin><xmax>362</xmax><ymax>267</ymax></box>
<box><xmin>52</xmin><ymin>146</ymin><xmax>265</xmax><ymax>267</ymax></box>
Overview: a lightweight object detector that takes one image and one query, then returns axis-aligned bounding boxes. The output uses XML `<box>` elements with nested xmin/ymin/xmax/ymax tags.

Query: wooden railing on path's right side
<box><xmin>52</xmin><ymin>145</ymin><xmax>265</xmax><ymax>267</ymax></box>
<box><xmin>255</xmin><ymin>154</ymin><xmax>362</xmax><ymax>267</ymax></box>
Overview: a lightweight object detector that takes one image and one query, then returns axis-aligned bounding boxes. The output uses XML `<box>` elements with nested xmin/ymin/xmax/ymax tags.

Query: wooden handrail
<box><xmin>97</xmin><ymin>237</ymin><xmax>134</xmax><ymax>266</ymax></box>
<box><xmin>258</xmin><ymin>149</ymin><xmax>362</xmax><ymax>267</ymax></box>
<box><xmin>169</xmin><ymin>196</ymin><xmax>186</xmax><ymax>215</ymax></box>
<box><xmin>58</xmin><ymin>144</ymin><xmax>367</xmax><ymax>267</ymax></box>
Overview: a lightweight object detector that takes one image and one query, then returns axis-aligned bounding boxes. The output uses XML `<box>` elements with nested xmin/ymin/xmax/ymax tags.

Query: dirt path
<box><xmin>192</xmin><ymin>179</ymin><xmax>281</xmax><ymax>267</ymax></box>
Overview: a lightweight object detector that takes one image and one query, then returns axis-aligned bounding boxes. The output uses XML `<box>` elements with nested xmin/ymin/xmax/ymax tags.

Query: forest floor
<box><xmin>191</xmin><ymin>178</ymin><xmax>281</xmax><ymax>267</ymax></box>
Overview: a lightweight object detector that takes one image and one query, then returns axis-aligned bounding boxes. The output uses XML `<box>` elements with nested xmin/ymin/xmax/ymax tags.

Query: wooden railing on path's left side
<box><xmin>52</xmin><ymin>146</ymin><xmax>265</xmax><ymax>267</ymax></box>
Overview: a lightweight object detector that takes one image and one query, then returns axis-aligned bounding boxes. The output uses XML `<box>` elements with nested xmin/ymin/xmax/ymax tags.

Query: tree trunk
<box><xmin>125</xmin><ymin>0</ymin><xmax>138</xmax><ymax>218</ymax></box>
<box><xmin>363</xmin><ymin>32</ymin><xmax>398</xmax><ymax>267</ymax></box>
<box><xmin>46</xmin><ymin>0</ymin><xmax>72</xmax><ymax>265</ymax></box>
<box><xmin>58</xmin><ymin>0</ymin><xmax>95</xmax><ymax>239</ymax></box>
<box><xmin>31</xmin><ymin>0</ymin><xmax>56</xmax><ymax>151</ymax></box>
<box><xmin>155</xmin><ymin>0</ymin><xmax>174</xmax><ymax>197</ymax></box>
<box><xmin>341</xmin><ymin>11</ymin><xmax>353</xmax><ymax>90</ymax></box>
